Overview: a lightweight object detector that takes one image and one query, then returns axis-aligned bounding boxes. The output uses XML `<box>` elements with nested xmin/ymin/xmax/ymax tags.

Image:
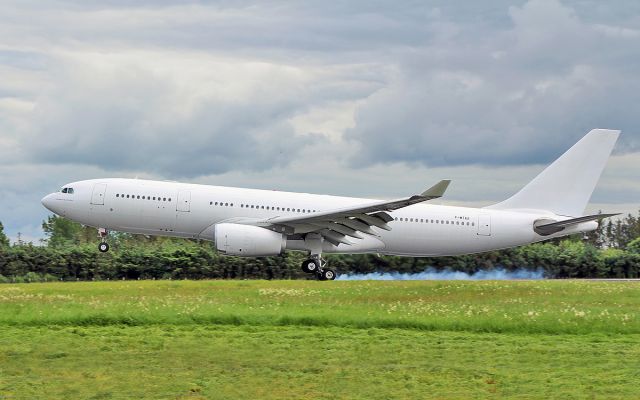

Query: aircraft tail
<box><xmin>487</xmin><ymin>129</ymin><xmax>620</xmax><ymax>216</ymax></box>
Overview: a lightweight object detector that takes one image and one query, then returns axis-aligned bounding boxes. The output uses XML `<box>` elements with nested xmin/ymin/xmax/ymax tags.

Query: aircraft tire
<box><xmin>321</xmin><ymin>269</ymin><xmax>336</xmax><ymax>281</ymax></box>
<box><xmin>301</xmin><ymin>259</ymin><xmax>319</xmax><ymax>274</ymax></box>
<box><xmin>98</xmin><ymin>242</ymin><xmax>109</xmax><ymax>253</ymax></box>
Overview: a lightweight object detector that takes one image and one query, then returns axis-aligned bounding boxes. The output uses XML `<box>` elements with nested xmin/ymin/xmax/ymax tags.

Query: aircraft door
<box><xmin>477</xmin><ymin>214</ymin><xmax>491</xmax><ymax>236</ymax></box>
<box><xmin>91</xmin><ymin>183</ymin><xmax>107</xmax><ymax>205</ymax></box>
<box><xmin>177</xmin><ymin>190</ymin><xmax>191</xmax><ymax>212</ymax></box>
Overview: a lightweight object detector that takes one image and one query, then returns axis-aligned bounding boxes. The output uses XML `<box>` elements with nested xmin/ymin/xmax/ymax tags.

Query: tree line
<box><xmin>0</xmin><ymin>213</ymin><xmax>639</xmax><ymax>282</ymax></box>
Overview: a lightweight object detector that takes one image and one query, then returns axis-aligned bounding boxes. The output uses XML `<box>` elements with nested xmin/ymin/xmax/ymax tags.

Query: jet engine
<box><xmin>214</xmin><ymin>223</ymin><xmax>286</xmax><ymax>256</ymax></box>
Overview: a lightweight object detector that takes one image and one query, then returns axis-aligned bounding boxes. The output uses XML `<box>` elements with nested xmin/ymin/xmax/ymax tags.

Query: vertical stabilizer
<box><xmin>487</xmin><ymin>129</ymin><xmax>619</xmax><ymax>216</ymax></box>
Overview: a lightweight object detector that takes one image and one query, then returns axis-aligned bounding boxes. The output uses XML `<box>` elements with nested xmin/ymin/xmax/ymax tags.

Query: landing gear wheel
<box><xmin>98</xmin><ymin>242</ymin><xmax>109</xmax><ymax>253</ymax></box>
<box><xmin>321</xmin><ymin>269</ymin><xmax>336</xmax><ymax>281</ymax></box>
<box><xmin>301</xmin><ymin>259</ymin><xmax>319</xmax><ymax>274</ymax></box>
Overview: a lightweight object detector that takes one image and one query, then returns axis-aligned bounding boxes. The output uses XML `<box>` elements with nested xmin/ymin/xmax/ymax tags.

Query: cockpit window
<box><xmin>61</xmin><ymin>187</ymin><xmax>74</xmax><ymax>194</ymax></box>
<box><xmin>61</xmin><ymin>188</ymin><xmax>68</xmax><ymax>193</ymax></box>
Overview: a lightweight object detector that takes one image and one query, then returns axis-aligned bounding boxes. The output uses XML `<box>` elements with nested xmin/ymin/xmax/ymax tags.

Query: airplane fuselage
<box><xmin>42</xmin><ymin>178</ymin><xmax>594</xmax><ymax>257</ymax></box>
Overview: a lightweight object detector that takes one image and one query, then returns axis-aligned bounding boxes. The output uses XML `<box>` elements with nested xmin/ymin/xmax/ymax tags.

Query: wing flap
<box><xmin>354</xmin><ymin>213</ymin><xmax>392</xmax><ymax>231</ymax></box>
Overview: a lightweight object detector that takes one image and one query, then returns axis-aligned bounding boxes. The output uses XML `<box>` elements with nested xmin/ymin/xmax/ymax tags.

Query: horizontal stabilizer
<box><xmin>534</xmin><ymin>213</ymin><xmax>619</xmax><ymax>236</ymax></box>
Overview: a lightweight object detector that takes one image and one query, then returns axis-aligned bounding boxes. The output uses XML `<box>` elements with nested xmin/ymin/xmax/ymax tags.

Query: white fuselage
<box><xmin>41</xmin><ymin>178</ymin><xmax>595</xmax><ymax>257</ymax></box>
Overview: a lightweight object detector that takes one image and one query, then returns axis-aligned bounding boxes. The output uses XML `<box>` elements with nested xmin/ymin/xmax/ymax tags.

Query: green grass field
<box><xmin>1</xmin><ymin>280</ymin><xmax>639</xmax><ymax>399</ymax></box>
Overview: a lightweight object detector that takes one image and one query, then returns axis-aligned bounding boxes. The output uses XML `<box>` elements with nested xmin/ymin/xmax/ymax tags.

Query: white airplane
<box><xmin>42</xmin><ymin>129</ymin><xmax>620</xmax><ymax>280</ymax></box>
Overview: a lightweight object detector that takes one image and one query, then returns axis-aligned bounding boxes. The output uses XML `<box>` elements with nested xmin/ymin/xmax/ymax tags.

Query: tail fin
<box><xmin>488</xmin><ymin>129</ymin><xmax>620</xmax><ymax>216</ymax></box>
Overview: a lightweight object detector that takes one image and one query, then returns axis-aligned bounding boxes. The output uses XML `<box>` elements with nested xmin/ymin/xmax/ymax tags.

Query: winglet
<box><xmin>421</xmin><ymin>180</ymin><xmax>451</xmax><ymax>198</ymax></box>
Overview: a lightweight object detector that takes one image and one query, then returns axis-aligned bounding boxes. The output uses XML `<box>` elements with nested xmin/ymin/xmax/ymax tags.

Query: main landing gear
<box><xmin>98</xmin><ymin>228</ymin><xmax>110</xmax><ymax>253</ymax></box>
<box><xmin>300</xmin><ymin>256</ymin><xmax>336</xmax><ymax>281</ymax></box>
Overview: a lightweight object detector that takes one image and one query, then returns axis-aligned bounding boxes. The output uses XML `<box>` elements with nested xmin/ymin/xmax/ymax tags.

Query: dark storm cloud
<box><xmin>345</xmin><ymin>0</ymin><xmax>640</xmax><ymax>168</ymax></box>
<box><xmin>22</xmin><ymin>54</ymin><xmax>336</xmax><ymax>178</ymax></box>
<box><xmin>3</xmin><ymin>0</ymin><xmax>638</xmax><ymax>175</ymax></box>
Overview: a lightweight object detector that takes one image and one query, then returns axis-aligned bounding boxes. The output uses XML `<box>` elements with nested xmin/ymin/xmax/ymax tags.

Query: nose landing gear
<box><xmin>300</xmin><ymin>256</ymin><xmax>336</xmax><ymax>281</ymax></box>
<box><xmin>98</xmin><ymin>228</ymin><xmax>110</xmax><ymax>253</ymax></box>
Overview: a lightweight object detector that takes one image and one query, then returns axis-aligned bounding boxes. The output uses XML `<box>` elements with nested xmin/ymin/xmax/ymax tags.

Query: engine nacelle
<box><xmin>214</xmin><ymin>223</ymin><xmax>285</xmax><ymax>257</ymax></box>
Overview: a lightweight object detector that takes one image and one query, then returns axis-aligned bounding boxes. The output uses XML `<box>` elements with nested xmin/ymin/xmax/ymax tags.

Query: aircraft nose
<box><xmin>41</xmin><ymin>193</ymin><xmax>55</xmax><ymax>212</ymax></box>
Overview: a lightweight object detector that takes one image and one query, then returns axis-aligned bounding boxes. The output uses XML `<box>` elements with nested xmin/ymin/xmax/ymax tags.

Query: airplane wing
<box><xmin>534</xmin><ymin>213</ymin><xmax>619</xmax><ymax>236</ymax></box>
<box><xmin>255</xmin><ymin>180</ymin><xmax>451</xmax><ymax>246</ymax></box>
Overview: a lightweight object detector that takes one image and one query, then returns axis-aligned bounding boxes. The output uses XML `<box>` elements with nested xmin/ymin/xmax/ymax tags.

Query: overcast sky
<box><xmin>1</xmin><ymin>0</ymin><xmax>639</xmax><ymax>243</ymax></box>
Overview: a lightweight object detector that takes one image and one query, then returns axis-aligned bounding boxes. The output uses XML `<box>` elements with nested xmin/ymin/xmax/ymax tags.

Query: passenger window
<box><xmin>116</xmin><ymin>194</ymin><xmax>119</xmax><ymax>197</ymax></box>
<box><xmin>152</xmin><ymin>197</ymin><xmax>155</xmax><ymax>200</ymax></box>
<box><xmin>127</xmin><ymin>195</ymin><xmax>130</xmax><ymax>198</ymax></box>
